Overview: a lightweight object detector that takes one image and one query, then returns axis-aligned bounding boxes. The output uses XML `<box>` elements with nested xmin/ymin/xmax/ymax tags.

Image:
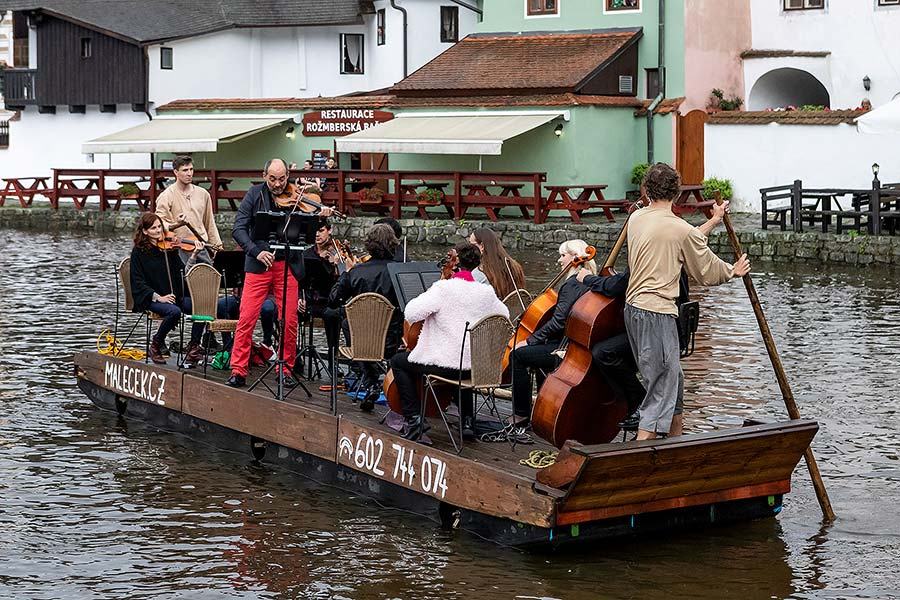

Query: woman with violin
<box><xmin>388</xmin><ymin>242</ymin><xmax>508</xmax><ymax>442</ymax></box>
<box><xmin>130</xmin><ymin>213</ymin><xmax>237</xmax><ymax>365</ymax></box>
<box><xmin>507</xmin><ymin>239</ymin><xmax>630</xmax><ymax>429</ymax></box>
<box><xmin>327</xmin><ymin>223</ymin><xmax>403</xmax><ymax>409</ymax></box>
<box><xmin>468</xmin><ymin>227</ymin><xmax>526</xmax><ymax>298</ymax></box>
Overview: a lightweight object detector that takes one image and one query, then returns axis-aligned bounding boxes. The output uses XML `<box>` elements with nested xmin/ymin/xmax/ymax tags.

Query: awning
<box><xmin>856</xmin><ymin>97</ymin><xmax>900</xmax><ymax>135</ymax></box>
<box><xmin>334</xmin><ymin>110</ymin><xmax>568</xmax><ymax>155</ymax></box>
<box><xmin>81</xmin><ymin>116</ymin><xmax>290</xmax><ymax>154</ymax></box>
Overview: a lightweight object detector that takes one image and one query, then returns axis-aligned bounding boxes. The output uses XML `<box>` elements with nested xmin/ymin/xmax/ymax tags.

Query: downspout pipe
<box><xmin>389</xmin><ymin>0</ymin><xmax>408</xmax><ymax>77</ymax></box>
<box><xmin>647</xmin><ymin>0</ymin><xmax>665</xmax><ymax>164</ymax></box>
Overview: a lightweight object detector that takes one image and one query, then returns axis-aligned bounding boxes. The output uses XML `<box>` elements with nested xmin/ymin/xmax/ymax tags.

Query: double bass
<box><xmin>382</xmin><ymin>250</ymin><xmax>459</xmax><ymax>416</ymax></box>
<box><xmin>531</xmin><ymin>219</ymin><xmax>633</xmax><ymax>448</ymax></box>
<box><xmin>501</xmin><ymin>247</ymin><xmax>597</xmax><ymax>378</ymax></box>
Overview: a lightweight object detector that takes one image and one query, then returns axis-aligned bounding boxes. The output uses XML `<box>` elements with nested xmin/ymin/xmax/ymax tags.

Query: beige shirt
<box><xmin>155</xmin><ymin>184</ymin><xmax>222</xmax><ymax>248</ymax></box>
<box><xmin>626</xmin><ymin>204</ymin><xmax>734</xmax><ymax>315</ymax></box>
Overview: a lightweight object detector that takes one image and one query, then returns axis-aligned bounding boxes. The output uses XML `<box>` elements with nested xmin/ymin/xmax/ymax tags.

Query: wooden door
<box><xmin>676</xmin><ymin>109</ymin><xmax>708</xmax><ymax>185</ymax></box>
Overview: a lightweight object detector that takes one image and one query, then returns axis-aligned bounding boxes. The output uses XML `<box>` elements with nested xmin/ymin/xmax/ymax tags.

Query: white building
<box><xmin>744</xmin><ymin>0</ymin><xmax>900</xmax><ymax>111</ymax></box>
<box><xmin>0</xmin><ymin>0</ymin><xmax>478</xmax><ymax>178</ymax></box>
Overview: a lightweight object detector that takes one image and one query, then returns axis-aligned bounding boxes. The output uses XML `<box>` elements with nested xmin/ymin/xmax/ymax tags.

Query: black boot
<box><xmin>402</xmin><ymin>414</ymin><xmax>431</xmax><ymax>441</ymax></box>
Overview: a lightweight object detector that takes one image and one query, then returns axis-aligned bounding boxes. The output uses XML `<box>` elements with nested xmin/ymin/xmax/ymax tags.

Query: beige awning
<box><xmin>334</xmin><ymin>110</ymin><xmax>568</xmax><ymax>155</ymax></box>
<box><xmin>82</xmin><ymin>116</ymin><xmax>290</xmax><ymax>154</ymax></box>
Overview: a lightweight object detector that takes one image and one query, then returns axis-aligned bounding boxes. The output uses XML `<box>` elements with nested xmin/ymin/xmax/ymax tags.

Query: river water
<box><xmin>1</xmin><ymin>230</ymin><xmax>899</xmax><ymax>600</ymax></box>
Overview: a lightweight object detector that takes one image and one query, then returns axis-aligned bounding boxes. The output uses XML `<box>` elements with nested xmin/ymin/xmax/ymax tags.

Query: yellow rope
<box><xmin>97</xmin><ymin>329</ymin><xmax>146</xmax><ymax>360</ymax></box>
<box><xmin>519</xmin><ymin>449</ymin><xmax>558</xmax><ymax>469</ymax></box>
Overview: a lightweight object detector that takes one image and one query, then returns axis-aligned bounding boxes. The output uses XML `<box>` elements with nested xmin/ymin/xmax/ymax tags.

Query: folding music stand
<box><xmin>387</xmin><ymin>261</ymin><xmax>442</xmax><ymax>310</ymax></box>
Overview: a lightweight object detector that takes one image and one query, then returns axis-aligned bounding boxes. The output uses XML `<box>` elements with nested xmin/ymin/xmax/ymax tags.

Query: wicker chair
<box><xmin>501</xmin><ymin>289</ymin><xmax>532</xmax><ymax>322</ymax></box>
<box><xmin>185</xmin><ymin>263</ymin><xmax>238</xmax><ymax>376</ymax></box>
<box><xmin>425</xmin><ymin>314</ymin><xmax>514</xmax><ymax>454</ymax></box>
<box><xmin>339</xmin><ymin>292</ymin><xmax>396</xmax><ymax>396</ymax></box>
<box><xmin>115</xmin><ymin>257</ymin><xmax>173</xmax><ymax>364</ymax></box>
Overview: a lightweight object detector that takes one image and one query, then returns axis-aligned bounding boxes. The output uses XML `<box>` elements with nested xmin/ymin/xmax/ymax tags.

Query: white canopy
<box><xmin>856</xmin><ymin>97</ymin><xmax>900</xmax><ymax>135</ymax></box>
<box><xmin>82</xmin><ymin>116</ymin><xmax>290</xmax><ymax>154</ymax></box>
<box><xmin>334</xmin><ymin>110</ymin><xmax>568</xmax><ymax>155</ymax></box>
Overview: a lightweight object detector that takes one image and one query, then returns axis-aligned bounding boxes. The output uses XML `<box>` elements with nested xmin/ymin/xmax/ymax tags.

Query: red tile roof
<box><xmin>155</xmin><ymin>96</ymin><xmax>394</xmax><ymax>112</ymax></box>
<box><xmin>391</xmin><ymin>29</ymin><xmax>642</xmax><ymax>93</ymax></box>
<box><xmin>633</xmin><ymin>97</ymin><xmax>685</xmax><ymax>116</ymax></box>
<box><xmin>708</xmin><ymin>109</ymin><xmax>867</xmax><ymax>125</ymax></box>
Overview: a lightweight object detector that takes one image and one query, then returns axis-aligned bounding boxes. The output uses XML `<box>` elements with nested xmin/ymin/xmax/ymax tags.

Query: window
<box><xmin>340</xmin><ymin>34</ymin><xmax>364</xmax><ymax>74</ymax></box>
<box><xmin>440</xmin><ymin>7</ymin><xmax>459</xmax><ymax>42</ymax></box>
<box><xmin>527</xmin><ymin>0</ymin><xmax>557</xmax><ymax>16</ymax></box>
<box><xmin>80</xmin><ymin>37</ymin><xmax>92</xmax><ymax>59</ymax></box>
<box><xmin>606</xmin><ymin>0</ymin><xmax>640</xmax><ymax>10</ymax></box>
<box><xmin>646</xmin><ymin>68</ymin><xmax>659</xmax><ymax>98</ymax></box>
<box><xmin>160</xmin><ymin>47</ymin><xmax>173</xmax><ymax>70</ymax></box>
<box><xmin>376</xmin><ymin>9</ymin><xmax>385</xmax><ymax>45</ymax></box>
<box><xmin>878</xmin><ymin>0</ymin><xmax>899</xmax><ymax>5</ymax></box>
<box><xmin>783</xmin><ymin>0</ymin><xmax>824</xmax><ymax>10</ymax></box>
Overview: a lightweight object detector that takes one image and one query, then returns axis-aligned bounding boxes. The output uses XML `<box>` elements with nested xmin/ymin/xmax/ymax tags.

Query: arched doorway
<box><xmin>748</xmin><ymin>68</ymin><xmax>830</xmax><ymax>110</ymax></box>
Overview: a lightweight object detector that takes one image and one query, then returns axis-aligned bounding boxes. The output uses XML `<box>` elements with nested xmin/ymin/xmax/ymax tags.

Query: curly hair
<box><xmin>133</xmin><ymin>212</ymin><xmax>163</xmax><ymax>252</ymax></box>
<box><xmin>642</xmin><ymin>162</ymin><xmax>681</xmax><ymax>202</ymax></box>
<box><xmin>364</xmin><ymin>223</ymin><xmax>399</xmax><ymax>260</ymax></box>
<box><xmin>453</xmin><ymin>242</ymin><xmax>481</xmax><ymax>272</ymax></box>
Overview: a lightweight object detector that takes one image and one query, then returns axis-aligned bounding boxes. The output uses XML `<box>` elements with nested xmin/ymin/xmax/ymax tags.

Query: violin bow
<box><xmin>504</xmin><ymin>256</ymin><xmax>527</xmax><ymax>312</ymax></box>
<box><xmin>172</xmin><ymin>219</ymin><xmax>222</xmax><ymax>252</ymax></box>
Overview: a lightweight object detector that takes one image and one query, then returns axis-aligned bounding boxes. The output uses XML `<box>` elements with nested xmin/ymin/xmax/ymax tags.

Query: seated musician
<box><xmin>327</xmin><ymin>223</ymin><xmax>403</xmax><ymax>411</ymax></box>
<box><xmin>374</xmin><ymin>217</ymin><xmax>405</xmax><ymax>262</ymax></box>
<box><xmin>508</xmin><ymin>240</ymin><xmax>631</xmax><ymax>429</ymax></box>
<box><xmin>298</xmin><ymin>219</ymin><xmax>342</xmax><ymax>362</ymax></box>
<box><xmin>390</xmin><ymin>242</ymin><xmax>509</xmax><ymax>441</ymax></box>
<box><xmin>226</xmin><ymin>158</ymin><xmax>334</xmax><ymax>388</ymax></box>
<box><xmin>130</xmin><ymin>213</ymin><xmax>236</xmax><ymax>366</ymax></box>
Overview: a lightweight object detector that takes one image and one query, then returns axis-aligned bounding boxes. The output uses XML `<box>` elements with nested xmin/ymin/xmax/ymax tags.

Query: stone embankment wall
<box><xmin>2</xmin><ymin>207</ymin><xmax>900</xmax><ymax>266</ymax></box>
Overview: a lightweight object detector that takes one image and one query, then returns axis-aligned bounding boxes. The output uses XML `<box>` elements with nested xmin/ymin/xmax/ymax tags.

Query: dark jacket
<box><xmin>232</xmin><ymin>183</ymin><xmax>310</xmax><ymax>281</ymax></box>
<box><xmin>301</xmin><ymin>245</ymin><xmax>339</xmax><ymax>306</ymax></box>
<box><xmin>528</xmin><ymin>270</ymin><xmax>630</xmax><ymax>346</ymax></box>
<box><xmin>130</xmin><ymin>245</ymin><xmax>185</xmax><ymax>313</ymax></box>
<box><xmin>328</xmin><ymin>258</ymin><xmax>403</xmax><ymax>353</ymax></box>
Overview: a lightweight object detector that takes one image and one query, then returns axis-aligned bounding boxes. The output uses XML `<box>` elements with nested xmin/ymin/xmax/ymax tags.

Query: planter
<box><xmin>416</xmin><ymin>189</ymin><xmax>444</xmax><ymax>206</ymax></box>
<box><xmin>358</xmin><ymin>188</ymin><xmax>384</xmax><ymax>204</ymax></box>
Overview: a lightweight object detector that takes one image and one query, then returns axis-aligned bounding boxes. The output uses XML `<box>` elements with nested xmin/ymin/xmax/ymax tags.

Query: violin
<box><xmin>156</xmin><ymin>235</ymin><xmax>218</xmax><ymax>253</ymax></box>
<box><xmin>275</xmin><ymin>182</ymin><xmax>346</xmax><ymax>219</ymax></box>
<box><xmin>382</xmin><ymin>248</ymin><xmax>459</xmax><ymax>416</ymax></box>
<box><xmin>170</xmin><ymin>219</ymin><xmax>223</xmax><ymax>253</ymax></box>
<box><xmin>501</xmin><ymin>246</ymin><xmax>597</xmax><ymax>377</ymax></box>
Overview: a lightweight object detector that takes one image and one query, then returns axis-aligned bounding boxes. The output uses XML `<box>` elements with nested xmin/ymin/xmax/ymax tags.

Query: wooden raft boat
<box><xmin>74</xmin><ymin>350</ymin><xmax>818</xmax><ymax>549</ymax></box>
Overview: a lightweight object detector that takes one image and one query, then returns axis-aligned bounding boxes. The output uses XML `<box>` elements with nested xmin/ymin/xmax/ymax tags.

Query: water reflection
<box><xmin>1</xmin><ymin>230</ymin><xmax>899</xmax><ymax>599</ymax></box>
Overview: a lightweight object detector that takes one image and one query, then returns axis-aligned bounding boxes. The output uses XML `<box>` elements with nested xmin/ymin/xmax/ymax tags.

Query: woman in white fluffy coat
<box><xmin>390</xmin><ymin>243</ymin><xmax>509</xmax><ymax>441</ymax></box>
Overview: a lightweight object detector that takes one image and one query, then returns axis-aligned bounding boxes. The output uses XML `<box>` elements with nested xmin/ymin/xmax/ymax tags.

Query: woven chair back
<box><xmin>185</xmin><ymin>263</ymin><xmax>221</xmax><ymax>319</ymax></box>
<box><xmin>501</xmin><ymin>289</ymin><xmax>533</xmax><ymax>322</ymax></box>
<box><xmin>345</xmin><ymin>292</ymin><xmax>395</xmax><ymax>361</ymax></box>
<box><xmin>468</xmin><ymin>314</ymin><xmax>515</xmax><ymax>388</ymax></box>
<box><xmin>118</xmin><ymin>257</ymin><xmax>135</xmax><ymax>312</ymax></box>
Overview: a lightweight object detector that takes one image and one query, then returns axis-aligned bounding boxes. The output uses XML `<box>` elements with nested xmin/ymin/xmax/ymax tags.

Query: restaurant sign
<box><xmin>301</xmin><ymin>109</ymin><xmax>394</xmax><ymax>137</ymax></box>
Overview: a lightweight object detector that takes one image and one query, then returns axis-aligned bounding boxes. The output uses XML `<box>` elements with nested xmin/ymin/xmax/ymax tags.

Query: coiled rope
<box><xmin>97</xmin><ymin>329</ymin><xmax>146</xmax><ymax>360</ymax></box>
<box><xmin>519</xmin><ymin>449</ymin><xmax>558</xmax><ymax>469</ymax></box>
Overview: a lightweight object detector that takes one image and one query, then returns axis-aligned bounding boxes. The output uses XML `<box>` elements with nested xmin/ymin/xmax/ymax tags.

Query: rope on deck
<box><xmin>97</xmin><ymin>329</ymin><xmax>146</xmax><ymax>360</ymax></box>
<box><xmin>520</xmin><ymin>449</ymin><xmax>558</xmax><ymax>469</ymax></box>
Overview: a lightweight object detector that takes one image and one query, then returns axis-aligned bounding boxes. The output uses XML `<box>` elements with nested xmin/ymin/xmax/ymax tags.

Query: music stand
<box><xmin>297</xmin><ymin>251</ymin><xmax>334</xmax><ymax>381</ymax></box>
<box><xmin>247</xmin><ymin>211</ymin><xmax>318</xmax><ymax>401</ymax></box>
<box><xmin>386</xmin><ymin>261</ymin><xmax>442</xmax><ymax>311</ymax></box>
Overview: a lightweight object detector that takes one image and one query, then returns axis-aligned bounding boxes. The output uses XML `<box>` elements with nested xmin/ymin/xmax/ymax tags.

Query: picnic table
<box><xmin>540</xmin><ymin>184</ymin><xmax>617</xmax><ymax>224</ymax></box>
<box><xmin>672</xmin><ymin>185</ymin><xmax>715</xmax><ymax>219</ymax></box>
<box><xmin>0</xmin><ymin>176</ymin><xmax>51</xmax><ymax>207</ymax></box>
<box><xmin>54</xmin><ymin>177</ymin><xmax>101</xmax><ymax>209</ymax></box>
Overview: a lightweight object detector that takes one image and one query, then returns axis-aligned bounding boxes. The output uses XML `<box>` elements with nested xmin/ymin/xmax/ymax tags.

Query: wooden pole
<box><xmin>714</xmin><ymin>193</ymin><xmax>835</xmax><ymax>522</ymax></box>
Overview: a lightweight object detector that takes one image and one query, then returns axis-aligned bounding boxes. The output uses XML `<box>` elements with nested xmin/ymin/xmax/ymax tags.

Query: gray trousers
<box><xmin>624</xmin><ymin>304</ymin><xmax>684</xmax><ymax>435</ymax></box>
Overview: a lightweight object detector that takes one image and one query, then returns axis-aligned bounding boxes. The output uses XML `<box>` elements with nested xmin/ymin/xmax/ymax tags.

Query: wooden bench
<box><xmin>540</xmin><ymin>184</ymin><xmax>611</xmax><ymax>223</ymax></box>
<box><xmin>672</xmin><ymin>185</ymin><xmax>715</xmax><ymax>219</ymax></box>
<box><xmin>0</xmin><ymin>176</ymin><xmax>51</xmax><ymax>207</ymax></box>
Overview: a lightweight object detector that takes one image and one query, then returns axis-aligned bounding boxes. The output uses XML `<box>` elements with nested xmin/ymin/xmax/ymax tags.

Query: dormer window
<box><xmin>527</xmin><ymin>0</ymin><xmax>557</xmax><ymax>16</ymax></box>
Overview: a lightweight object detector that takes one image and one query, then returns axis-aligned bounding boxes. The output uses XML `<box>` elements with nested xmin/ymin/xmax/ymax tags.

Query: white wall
<box><xmin>748</xmin><ymin>1</ymin><xmax>900</xmax><ymax>110</ymax></box>
<box><xmin>705</xmin><ymin>122</ymin><xmax>899</xmax><ymax>212</ymax></box>
<box><xmin>148</xmin><ymin>3</ymin><xmax>479</xmax><ymax>108</ymax></box>
<box><xmin>0</xmin><ymin>106</ymin><xmax>149</xmax><ymax>178</ymax></box>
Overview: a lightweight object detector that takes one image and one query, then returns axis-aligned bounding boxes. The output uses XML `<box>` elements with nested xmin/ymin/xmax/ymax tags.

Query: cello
<box><xmin>531</xmin><ymin>218</ymin><xmax>632</xmax><ymax>448</ymax></box>
<box><xmin>382</xmin><ymin>249</ymin><xmax>459</xmax><ymax>416</ymax></box>
<box><xmin>500</xmin><ymin>247</ymin><xmax>597</xmax><ymax>378</ymax></box>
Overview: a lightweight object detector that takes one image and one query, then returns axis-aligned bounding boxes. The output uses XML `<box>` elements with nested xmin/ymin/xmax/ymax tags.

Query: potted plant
<box><xmin>358</xmin><ymin>186</ymin><xmax>385</xmax><ymax>204</ymax></box>
<box><xmin>416</xmin><ymin>187</ymin><xmax>444</xmax><ymax>206</ymax></box>
<box><xmin>701</xmin><ymin>177</ymin><xmax>733</xmax><ymax>201</ymax></box>
<box><xmin>627</xmin><ymin>162</ymin><xmax>650</xmax><ymax>201</ymax></box>
<box><xmin>708</xmin><ymin>88</ymin><xmax>743</xmax><ymax>113</ymax></box>
<box><xmin>117</xmin><ymin>183</ymin><xmax>140</xmax><ymax>199</ymax></box>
